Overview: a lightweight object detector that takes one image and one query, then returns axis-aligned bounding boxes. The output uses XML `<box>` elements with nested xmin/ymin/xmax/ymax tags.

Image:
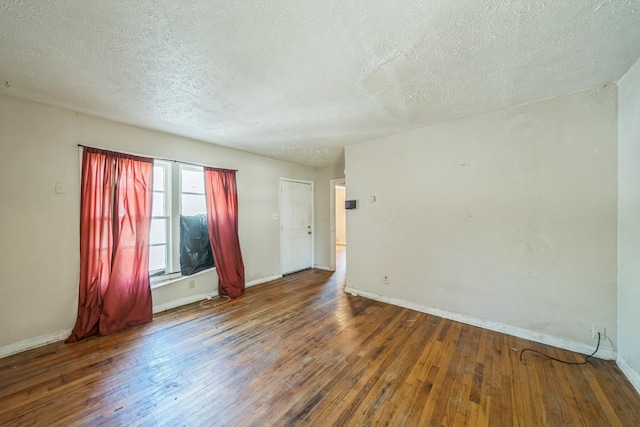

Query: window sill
<box><xmin>150</xmin><ymin>267</ymin><xmax>216</xmax><ymax>290</ymax></box>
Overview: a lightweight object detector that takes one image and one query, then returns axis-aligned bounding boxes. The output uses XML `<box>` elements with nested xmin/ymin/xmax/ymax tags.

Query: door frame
<box><xmin>329</xmin><ymin>178</ymin><xmax>346</xmax><ymax>271</ymax></box>
<box><xmin>279</xmin><ymin>178</ymin><xmax>315</xmax><ymax>274</ymax></box>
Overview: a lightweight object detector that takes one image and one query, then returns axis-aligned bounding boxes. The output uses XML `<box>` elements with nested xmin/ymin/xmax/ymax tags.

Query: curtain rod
<box><xmin>77</xmin><ymin>144</ymin><xmax>238</xmax><ymax>172</ymax></box>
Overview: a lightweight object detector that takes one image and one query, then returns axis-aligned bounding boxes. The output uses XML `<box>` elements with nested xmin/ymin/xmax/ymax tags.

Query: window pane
<box><xmin>179</xmin><ymin>214</ymin><xmax>215</xmax><ymax>276</ymax></box>
<box><xmin>152</xmin><ymin>192</ymin><xmax>165</xmax><ymax>216</ymax></box>
<box><xmin>153</xmin><ymin>166</ymin><xmax>165</xmax><ymax>191</ymax></box>
<box><xmin>182</xmin><ymin>194</ymin><xmax>207</xmax><ymax>216</ymax></box>
<box><xmin>149</xmin><ymin>244</ymin><xmax>167</xmax><ymax>272</ymax></box>
<box><xmin>150</xmin><ymin>218</ymin><xmax>167</xmax><ymax>244</ymax></box>
<box><xmin>181</xmin><ymin>169</ymin><xmax>204</xmax><ymax>194</ymax></box>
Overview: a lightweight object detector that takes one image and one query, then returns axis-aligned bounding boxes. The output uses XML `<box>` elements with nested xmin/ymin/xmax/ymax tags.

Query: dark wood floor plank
<box><xmin>1</xmin><ymin>245</ymin><xmax>639</xmax><ymax>426</ymax></box>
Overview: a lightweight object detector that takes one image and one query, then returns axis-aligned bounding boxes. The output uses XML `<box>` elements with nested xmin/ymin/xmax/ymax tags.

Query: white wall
<box><xmin>345</xmin><ymin>85</ymin><xmax>618</xmax><ymax>357</ymax></box>
<box><xmin>618</xmin><ymin>57</ymin><xmax>640</xmax><ymax>392</ymax></box>
<box><xmin>335</xmin><ymin>187</ymin><xmax>346</xmax><ymax>245</ymax></box>
<box><xmin>0</xmin><ymin>94</ymin><xmax>317</xmax><ymax>356</ymax></box>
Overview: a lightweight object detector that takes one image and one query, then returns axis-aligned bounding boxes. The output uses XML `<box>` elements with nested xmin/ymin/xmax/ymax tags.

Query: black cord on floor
<box><xmin>519</xmin><ymin>332</ymin><xmax>601</xmax><ymax>365</ymax></box>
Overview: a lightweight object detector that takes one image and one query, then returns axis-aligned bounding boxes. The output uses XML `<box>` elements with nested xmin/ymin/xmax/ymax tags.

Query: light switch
<box><xmin>55</xmin><ymin>182</ymin><xmax>67</xmax><ymax>194</ymax></box>
<box><xmin>369</xmin><ymin>195</ymin><xmax>376</xmax><ymax>203</ymax></box>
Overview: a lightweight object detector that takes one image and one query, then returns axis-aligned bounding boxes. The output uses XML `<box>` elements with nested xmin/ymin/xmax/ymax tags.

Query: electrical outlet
<box><xmin>384</xmin><ymin>275</ymin><xmax>390</xmax><ymax>284</ymax></box>
<box><xmin>189</xmin><ymin>280</ymin><xmax>195</xmax><ymax>289</ymax></box>
<box><xmin>592</xmin><ymin>325</ymin><xmax>605</xmax><ymax>339</ymax></box>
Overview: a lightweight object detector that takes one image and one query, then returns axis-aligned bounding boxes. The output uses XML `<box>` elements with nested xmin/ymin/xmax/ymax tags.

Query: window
<box><xmin>149</xmin><ymin>162</ymin><xmax>215</xmax><ymax>284</ymax></box>
<box><xmin>180</xmin><ymin>165</ymin><xmax>207</xmax><ymax>215</ymax></box>
<box><xmin>178</xmin><ymin>165</ymin><xmax>215</xmax><ymax>276</ymax></box>
<box><xmin>150</xmin><ymin>161</ymin><xmax>170</xmax><ymax>276</ymax></box>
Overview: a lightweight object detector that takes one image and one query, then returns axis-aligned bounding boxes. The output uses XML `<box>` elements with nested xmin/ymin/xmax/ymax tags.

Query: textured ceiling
<box><xmin>1</xmin><ymin>1</ymin><xmax>640</xmax><ymax>167</ymax></box>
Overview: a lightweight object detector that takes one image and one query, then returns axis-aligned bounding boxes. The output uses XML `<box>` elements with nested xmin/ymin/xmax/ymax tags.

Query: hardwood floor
<box><xmin>1</xmin><ymin>245</ymin><xmax>639</xmax><ymax>426</ymax></box>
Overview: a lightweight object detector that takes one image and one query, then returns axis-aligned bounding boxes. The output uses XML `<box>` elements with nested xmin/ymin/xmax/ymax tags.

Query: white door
<box><xmin>281</xmin><ymin>179</ymin><xmax>313</xmax><ymax>274</ymax></box>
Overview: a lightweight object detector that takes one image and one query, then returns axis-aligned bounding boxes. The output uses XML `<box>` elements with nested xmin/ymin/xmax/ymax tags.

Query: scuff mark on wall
<box><xmin>503</xmin><ymin>113</ymin><xmax>542</xmax><ymax>139</ymax></box>
<box><xmin>509</xmin><ymin>235</ymin><xmax>556</xmax><ymax>278</ymax></box>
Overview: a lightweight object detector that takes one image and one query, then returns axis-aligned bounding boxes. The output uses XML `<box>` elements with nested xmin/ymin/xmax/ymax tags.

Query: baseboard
<box><xmin>0</xmin><ymin>328</ymin><xmax>72</xmax><ymax>359</ymax></box>
<box><xmin>314</xmin><ymin>265</ymin><xmax>334</xmax><ymax>272</ymax></box>
<box><xmin>246</xmin><ymin>274</ymin><xmax>282</xmax><ymax>288</ymax></box>
<box><xmin>617</xmin><ymin>354</ymin><xmax>640</xmax><ymax>395</ymax></box>
<box><xmin>153</xmin><ymin>274</ymin><xmax>283</xmax><ymax>313</ymax></box>
<box><xmin>344</xmin><ymin>287</ymin><xmax>617</xmax><ymax>360</ymax></box>
<box><xmin>0</xmin><ymin>297</ymin><xmax>215</xmax><ymax>357</ymax></box>
<box><xmin>153</xmin><ymin>293</ymin><xmax>212</xmax><ymax>314</ymax></box>
<box><xmin>2</xmin><ymin>274</ymin><xmax>291</xmax><ymax>359</ymax></box>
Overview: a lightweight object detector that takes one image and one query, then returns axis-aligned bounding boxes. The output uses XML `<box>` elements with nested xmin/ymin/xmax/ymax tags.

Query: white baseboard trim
<box><xmin>314</xmin><ymin>265</ymin><xmax>334</xmax><ymax>272</ymax></box>
<box><xmin>153</xmin><ymin>293</ymin><xmax>212</xmax><ymax>314</ymax></box>
<box><xmin>246</xmin><ymin>274</ymin><xmax>282</xmax><ymax>288</ymax></box>
<box><xmin>2</xmin><ymin>274</ymin><xmax>285</xmax><ymax>359</ymax></box>
<box><xmin>1</xmin><ymin>295</ymin><xmax>216</xmax><ymax>358</ymax></box>
<box><xmin>154</xmin><ymin>274</ymin><xmax>283</xmax><ymax>313</ymax></box>
<box><xmin>617</xmin><ymin>354</ymin><xmax>640</xmax><ymax>395</ymax></box>
<box><xmin>344</xmin><ymin>287</ymin><xmax>617</xmax><ymax>360</ymax></box>
<box><xmin>0</xmin><ymin>328</ymin><xmax>72</xmax><ymax>359</ymax></box>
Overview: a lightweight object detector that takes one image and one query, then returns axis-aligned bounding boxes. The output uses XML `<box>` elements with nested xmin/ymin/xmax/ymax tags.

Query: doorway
<box><xmin>280</xmin><ymin>178</ymin><xmax>314</xmax><ymax>275</ymax></box>
<box><xmin>329</xmin><ymin>179</ymin><xmax>346</xmax><ymax>271</ymax></box>
<box><xmin>335</xmin><ymin>185</ymin><xmax>346</xmax><ymax>246</ymax></box>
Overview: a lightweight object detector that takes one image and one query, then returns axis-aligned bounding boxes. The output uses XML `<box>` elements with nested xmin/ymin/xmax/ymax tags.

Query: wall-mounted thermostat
<box><xmin>345</xmin><ymin>200</ymin><xmax>358</xmax><ymax>210</ymax></box>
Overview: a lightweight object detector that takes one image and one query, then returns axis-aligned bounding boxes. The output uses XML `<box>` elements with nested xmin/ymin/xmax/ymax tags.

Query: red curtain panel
<box><xmin>100</xmin><ymin>153</ymin><xmax>153</xmax><ymax>335</ymax></box>
<box><xmin>204</xmin><ymin>167</ymin><xmax>245</xmax><ymax>298</ymax></box>
<box><xmin>67</xmin><ymin>148</ymin><xmax>153</xmax><ymax>343</ymax></box>
<box><xmin>67</xmin><ymin>149</ymin><xmax>114</xmax><ymax>342</ymax></box>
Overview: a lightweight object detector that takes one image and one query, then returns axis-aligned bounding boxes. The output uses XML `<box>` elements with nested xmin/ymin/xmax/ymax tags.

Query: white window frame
<box><xmin>179</xmin><ymin>163</ymin><xmax>207</xmax><ymax>216</ymax></box>
<box><xmin>150</xmin><ymin>160</ymin><xmax>172</xmax><ymax>279</ymax></box>
<box><xmin>150</xmin><ymin>161</ymin><xmax>215</xmax><ymax>287</ymax></box>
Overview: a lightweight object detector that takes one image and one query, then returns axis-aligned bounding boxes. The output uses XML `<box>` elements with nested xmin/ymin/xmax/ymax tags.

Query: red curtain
<box><xmin>204</xmin><ymin>168</ymin><xmax>245</xmax><ymax>298</ymax></box>
<box><xmin>67</xmin><ymin>148</ymin><xmax>153</xmax><ymax>343</ymax></box>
